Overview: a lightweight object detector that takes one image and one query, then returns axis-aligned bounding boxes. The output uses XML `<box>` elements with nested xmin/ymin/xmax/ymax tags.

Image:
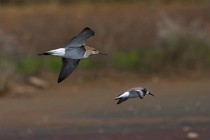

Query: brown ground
<box><xmin>0</xmin><ymin>74</ymin><xmax>210</xmax><ymax>140</ymax></box>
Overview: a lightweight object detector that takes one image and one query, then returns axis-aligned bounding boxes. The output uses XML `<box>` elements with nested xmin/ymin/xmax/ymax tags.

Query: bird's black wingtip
<box><xmin>116</xmin><ymin>99</ymin><xmax>121</xmax><ymax>105</ymax></box>
<box><xmin>84</xmin><ymin>27</ymin><xmax>89</xmax><ymax>29</ymax></box>
<box><xmin>83</xmin><ymin>27</ymin><xmax>95</xmax><ymax>35</ymax></box>
<box><xmin>57</xmin><ymin>78</ymin><xmax>62</xmax><ymax>83</ymax></box>
<box><xmin>38</xmin><ymin>52</ymin><xmax>51</xmax><ymax>55</ymax></box>
<box><xmin>84</xmin><ymin>27</ymin><xmax>91</xmax><ymax>30</ymax></box>
<box><xmin>117</xmin><ymin>101</ymin><xmax>122</xmax><ymax>105</ymax></box>
<box><xmin>58</xmin><ymin>76</ymin><xmax>66</xmax><ymax>83</ymax></box>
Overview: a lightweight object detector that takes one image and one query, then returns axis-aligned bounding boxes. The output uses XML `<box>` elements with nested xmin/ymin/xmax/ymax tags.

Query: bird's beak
<box><xmin>149</xmin><ymin>92</ymin><xmax>155</xmax><ymax>96</ymax></box>
<box><xmin>99</xmin><ymin>52</ymin><xmax>107</xmax><ymax>55</ymax></box>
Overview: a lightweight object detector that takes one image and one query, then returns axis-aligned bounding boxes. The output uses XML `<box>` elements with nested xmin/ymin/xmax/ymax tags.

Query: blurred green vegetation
<box><xmin>0</xmin><ymin>55</ymin><xmax>12</xmax><ymax>68</ymax></box>
<box><xmin>17</xmin><ymin>56</ymin><xmax>61</xmax><ymax>73</ymax></box>
<box><xmin>113</xmin><ymin>51</ymin><xmax>140</xmax><ymax>71</ymax></box>
<box><xmin>42</xmin><ymin>57</ymin><xmax>61</xmax><ymax>72</ymax></box>
<box><xmin>17</xmin><ymin>56</ymin><xmax>40</xmax><ymax>74</ymax></box>
<box><xmin>4</xmin><ymin>37</ymin><xmax>209</xmax><ymax>75</ymax></box>
<box><xmin>152</xmin><ymin>37</ymin><xmax>210</xmax><ymax>73</ymax></box>
<box><xmin>79</xmin><ymin>59</ymin><xmax>92</xmax><ymax>70</ymax></box>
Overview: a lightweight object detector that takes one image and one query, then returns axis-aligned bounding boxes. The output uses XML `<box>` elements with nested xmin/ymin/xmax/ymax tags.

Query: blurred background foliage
<box><xmin>0</xmin><ymin>0</ymin><xmax>210</xmax><ymax>81</ymax></box>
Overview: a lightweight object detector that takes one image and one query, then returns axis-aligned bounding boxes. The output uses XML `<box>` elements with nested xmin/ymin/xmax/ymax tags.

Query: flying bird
<box><xmin>38</xmin><ymin>27</ymin><xmax>106</xmax><ymax>83</ymax></box>
<box><xmin>115</xmin><ymin>87</ymin><xmax>154</xmax><ymax>104</ymax></box>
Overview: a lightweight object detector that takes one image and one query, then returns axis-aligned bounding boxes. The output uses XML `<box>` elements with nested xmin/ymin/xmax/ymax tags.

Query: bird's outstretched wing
<box><xmin>66</xmin><ymin>27</ymin><xmax>95</xmax><ymax>48</ymax></box>
<box><xmin>130</xmin><ymin>90</ymin><xmax>143</xmax><ymax>99</ymax></box>
<box><xmin>58</xmin><ymin>58</ymin><xmax>80</xmax><ymax>83</ymax></box>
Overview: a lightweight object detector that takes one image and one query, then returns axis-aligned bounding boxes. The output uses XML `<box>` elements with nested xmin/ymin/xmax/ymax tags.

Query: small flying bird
<box><xmin>115</xmin><ymin>87</ymin><xmax>154</xmax><ymax>104</ymax></box>
<box><xmin>38</xmin><ymin>27</ymin><xmax>106</xmax><ymax>83</ymax></box>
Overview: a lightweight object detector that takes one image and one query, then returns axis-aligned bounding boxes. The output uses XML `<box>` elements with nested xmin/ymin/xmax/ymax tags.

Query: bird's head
<box><xmin>86</xmin><ymin>46</ymin><xmax>107</xmax><ymax>55</ymax></box>
<box><xmin>142</xmin><ymin>88</ymin><xmax>155</xmax><ymax>97</ymax></box>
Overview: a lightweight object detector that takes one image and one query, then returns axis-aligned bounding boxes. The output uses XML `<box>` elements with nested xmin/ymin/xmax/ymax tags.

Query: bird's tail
<box><xmin>38</xmin><ymin>52</ymin><xmax>52</xmax><ymax>55</ymax></box>
<box><xmin>115</xmin><ymin>97</ymin><xmax>120</xmax><ymax>100</ymax></box>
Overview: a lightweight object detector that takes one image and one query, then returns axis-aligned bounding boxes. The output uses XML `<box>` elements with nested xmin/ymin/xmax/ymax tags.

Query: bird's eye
<box><xmin>142</xmin><ymin>88</ymin><xmax>147</xmax><ymax>93</ymax></box>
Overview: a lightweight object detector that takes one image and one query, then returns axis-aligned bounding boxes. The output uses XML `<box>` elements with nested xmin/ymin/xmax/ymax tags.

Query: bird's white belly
<box><xmin>82</xmin><ymin>51</ymin><xmax>90</xmax><ymax>58</ymax></box>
